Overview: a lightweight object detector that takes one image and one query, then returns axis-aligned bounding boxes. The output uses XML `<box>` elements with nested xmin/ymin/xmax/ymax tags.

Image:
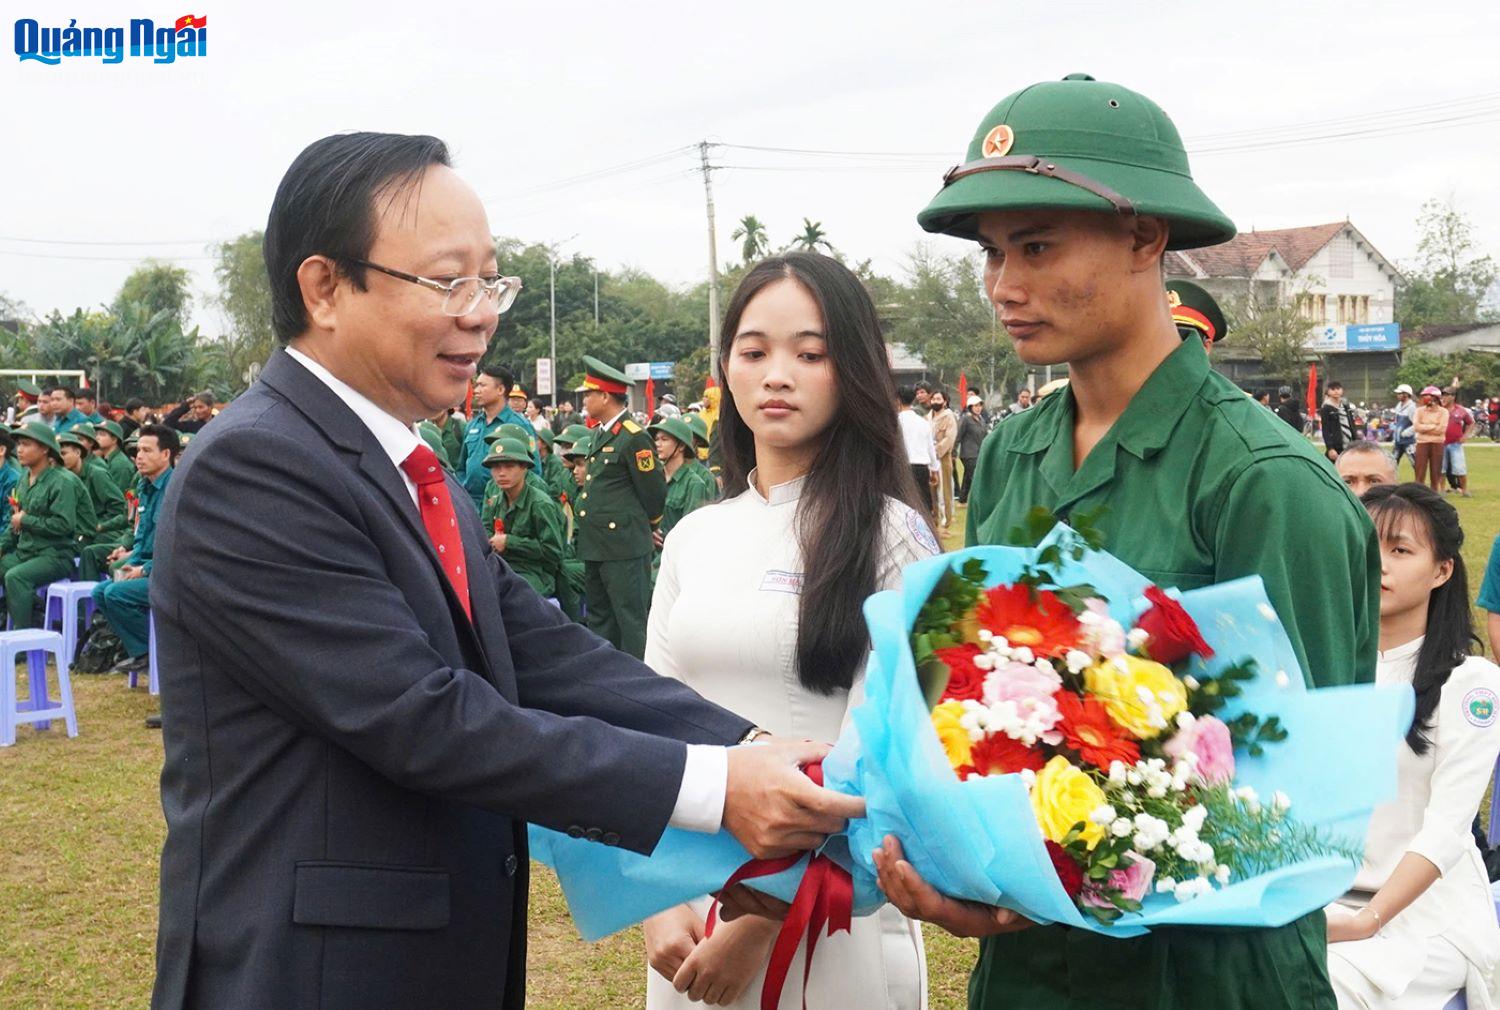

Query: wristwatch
<box><xmin>738</xmin><ymin>726</ymin><xmax>770</xmax><ymax>745</ymax></box>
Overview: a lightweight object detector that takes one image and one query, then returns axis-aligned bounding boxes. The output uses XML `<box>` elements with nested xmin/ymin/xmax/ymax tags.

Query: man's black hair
<box><xmin>896</xmin><ymin>384</ymin><xmax>917</xmax><ymax>406</ymax></box>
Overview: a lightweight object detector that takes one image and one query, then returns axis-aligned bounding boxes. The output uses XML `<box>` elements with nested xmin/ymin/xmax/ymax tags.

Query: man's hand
<box><xmin>715</xmin><ymin>884</ymin><xmax>790</xmax><ymax>924</ymax></box>
<box><xmin>672</xmin><ymin>911</ymin><xmax>780</xmax><ymax>1005</ymax></box>
<box><xmin>489</xmin><ymin>532</ymin><xmax>507</xmax><ymax>552</ymax></box>
<box><xmin>9</xmin><ymin>509</ymin><xmax>22</xmax><ymax>532</ymax></box>
<box><xmin>653</xmin><ymin>530</ymin><xmax>665</xmax><ymax>550</ymax></box>
<box><xmin>722</xmin><ymin>739</ymin><xmax>864</xmax><ymax>861</ymax></box>
<box><xmin>643</xmin><ymin>904</ymin><xmax>703</xmax><ymax>983</ymax></box>
<box><xmin>107</xmin><ymin>546</ymin><xmax>129</xmax><ymax>563</ymax></box>
<box><xmin>929</xmin><ymin>471</ymin><xmax>939</xmax><ymax>487</ymax></box>
<box><xmin>116</xmin><ymin>565</ymin><xmax>145</xmax><ymax>581</ymax></box>
<box><xmin>873</xmin><ymin>836</ymin><xmax>1033</xmax><ymax>939</ymax></box>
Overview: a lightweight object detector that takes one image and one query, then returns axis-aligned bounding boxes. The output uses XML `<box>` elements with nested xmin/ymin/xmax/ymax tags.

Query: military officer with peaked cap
<box><xmin>1165</xmin><ymin>279</ymin><xmax>1228</xmax><ymax>351</ymax></box>
<box><xmin>871</xmin><ymin>74</ymin><xmax>1378</xmax><ymax>1010</ymax></box>
<box><xmin>574</xmin><ymin>355</ymin><xmax>665</xmax><ymax>658</ymax></box>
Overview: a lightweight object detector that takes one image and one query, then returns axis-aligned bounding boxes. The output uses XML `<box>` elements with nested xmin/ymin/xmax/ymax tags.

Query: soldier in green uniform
<box><xmin>1165</xmin><ymin>278</ymin><xmax>1228</xmax><ymax>352</ymax></box>
<box><xmin>553</xmin><ymin>432</ymin><xmax>592</xmax><ymax>621</ymax></box>
<box><xmin>682</xmin><ymin>413</ymin><xmax>719</xmax><ymax>501</ymax></box>
<box><xmin>426</xmin><ymin>404</ymin><xmax>466</xmax><ymax>466</ymax></box>
<box><xmin>0</xmin><ymin>423</ymin><xmax>84</xmax><ymax>628</ymax></box>
<box><xmin>93</xmin><ymin>420</ymin><xmax>137</xmax><ymax>492</ymax></box>
<box><xmin>871</xmin><ymin>74</ymin><xmax>1380</xmax><ymax>1010</ymax></box>
<box><xmin>90</xmin><ymin>424</ymin><xmax>178</xmax><ymax>670</ymax></box>
<box><xmin>59</xmin><ymin>429</ymin><xmax>128</xmax><ymax>549</ymax></box>
<box><xmin>416</xmin><ymin>417</ymin><xmax>455</xmax><ymax>470</ymax></box>
<box><xmin>574</xmin><ymin>356</ymin><xmax>666</xmax><ymax>658</ymax></box>
<box><xmin>535</xmin><ymin>428</ymin><xmax>575</xmax><ymax>510</ymax></box>
<box><xmin>480</xmin><ymin>437</ymin><xmax>566</xmax><ymax>598</ymax></box>
<box><xmin>648</xmin><ymin>416</ymin><xmax>714</xmax><ymax>543</ymax></box>
<box><xmin>460</xmin><ymin>364</ymin><xmax>537</xmax><ymax>510</ymax></box>
<box><xmin>0</xmin><ymin>429</ymin><xmax>20</xmax><ymax>530</ymax></box>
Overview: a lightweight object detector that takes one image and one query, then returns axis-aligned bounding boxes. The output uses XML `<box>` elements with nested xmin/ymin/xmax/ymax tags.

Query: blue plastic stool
<box><xmin>1</xmin><ymin>628</ymin><xmax>78</xmax><ymax>746</ymax></box>
<box><xmin>128</xmin><ymin>612</ymin><xmax>159</xmax><ymax>696</ymax></box>
<box><xmin>42</xmin><ymin>580</ymin><xmax>100</xmax><ymax>666</ymax></box>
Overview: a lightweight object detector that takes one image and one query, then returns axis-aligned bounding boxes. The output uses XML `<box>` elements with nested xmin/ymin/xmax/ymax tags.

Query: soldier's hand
<box><xmin>873</xmin><ymin>835</ymin><xmax>1033</xmax><ymax>939</ymax></box>
<box><xmin>108</xmin><ymin>547</ymin><xmax>129</xmax><ymax>562</ymax></box>
<box><xmin>489</xmin><ymin>532</ymin><xmax>507</xmax><ymax>552</ymax></box>
<box><xmin>653</xmin><ymin>530</ymin><xmax>665</xmax><ymax>549</ymax></box>
<box><xmin>722</xmin><ymin>739</ymin><xmax>864</xmax><ymax>860</ymax></box>
<box><xmin>9</xmin><ymin>510</ymin><xmax>22</xmax><ymax>531</ymax></box>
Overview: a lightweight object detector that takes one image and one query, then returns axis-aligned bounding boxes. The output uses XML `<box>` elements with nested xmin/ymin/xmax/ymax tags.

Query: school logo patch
<box><xmin>1464</xmin><ymin>687</ymin><xmax>1497</xmax><ymax>728</ymax></box>
<box><xmin>760</xmin><ymin>570</ymin><xmax>804</xmax><ymax>594</ymax></box>
<box><xmin>635</xmin><ymin>449</ymin><xmax>656</xmax><ymax>472</ymax></box>
<box><xmin>907</xmin><ymin>507</ymin><xmax>940</xmax><ymax>556</ymax></box>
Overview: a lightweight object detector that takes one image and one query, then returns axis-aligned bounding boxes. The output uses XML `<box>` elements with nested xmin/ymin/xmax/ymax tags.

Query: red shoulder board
<box><xmin>610</xmin><ymin>422</ymin><xmax>622</xmax><ymax>435</ymax></box>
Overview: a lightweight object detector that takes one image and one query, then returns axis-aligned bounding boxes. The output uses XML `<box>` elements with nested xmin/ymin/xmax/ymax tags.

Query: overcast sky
<box><xmin>3</xmin><ymin>1</ymin><xmax>1498</xmax><ymax>334</ymax></box>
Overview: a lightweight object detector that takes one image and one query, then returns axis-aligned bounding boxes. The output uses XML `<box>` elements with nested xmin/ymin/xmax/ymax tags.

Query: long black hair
<box><xmin>1361</xmin><ymin>482</ymin><xmax>1477</xmax><ymax>755</ymax></box>
<box><xmin>717</xmin><ymin>253</ymin><xmax>933</xmax><ymax>695</ymax></box>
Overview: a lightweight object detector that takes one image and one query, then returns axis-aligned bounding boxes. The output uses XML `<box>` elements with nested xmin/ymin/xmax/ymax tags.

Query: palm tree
<box><xmin>730</xmin><ymin>214</ymin><xmax>770</xmax><ymax>262</ymax></box>
<box><xmin>793</xmin><ymin>218</ymin><xmax>833</xmax><ymax>254</ymax></box>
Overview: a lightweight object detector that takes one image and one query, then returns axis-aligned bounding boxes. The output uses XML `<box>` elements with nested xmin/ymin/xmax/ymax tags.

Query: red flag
<box><xmin>80</xmin><ymin>374</ymin><xmax>90</xmax><ymax>390</ymax></box>
<box><xmin>957</xmin><ymin>373</ymin><xmax>968</xmax><ymax>406</ymax></box>
<box><xmin>464</xmin><ymin>379</ymin><xmax>474</xmax><ymax>417</ymax></box>
<box><xmin>1306</xmin><ymin>363</ymin><xmax>1318</xmax><ymax>416</ymax></box>
<box><xmin>645</xmin><ymin>376</ymin><xmax>656</xmax><ymax>415</ymax></box>
<box><xmin>704</xmin><ymin>373</ymin><xmax>716</xmax><ymax>389</ymax></box>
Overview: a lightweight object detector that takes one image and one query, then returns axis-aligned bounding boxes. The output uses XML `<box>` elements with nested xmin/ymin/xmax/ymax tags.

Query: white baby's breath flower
<box><xmin>1156</xmin><ymin>876</ymin><xmax>1177</xmax><ymax>894</ymax></box>
<box><xmin>1272</xmin><ymin>790</ymin><xmax>1292</xmax><ymax>813</ymax></box>
<box><xmin>973</xmin><ymin>653</ymin><xmax>995</xmax><ymax>671</ymax></box>
<box><xmin>1108</xmin><ymin>761</ymin><xmax>1128</xmax><ymax>786</ymax></box>
<box><xmin>1183</xmin><ymin>675</ymin><xmax>1200</xmax><ymax>691</ymax></box>
<box><xmin>1012</xmin><ymin>646</ymin><xmax>1035</xmax><ymax>665</ymax></box>
<box><xmin>1235</xmin><ymin>785</ymin><xmax>1259</xmax><ymax>805</ymax></box>
<box><xmin>1019</xmin><ymin>768</ymin><xmax>1038</xmax><ymax>789</ymax></box>
<box><xmin>1176</xmin><ymin>711</ymin><xmax>1197</xmax><ymax>729</ymax></box>
<box><xmin>1215</xmin><ymin>865</ymin><xmax>1232</xmax><ymax>885</ymax></box>
<box><xmin>977</xmin><ymin>629</ymin><xmax>994</xmax><ymax>642</ymax></box>
<box><xmin>1090</xmin><ymin>804</ymin><xmax>1117</xmax><ymax>825</ymax></box>
<box><xmin>1127</xmin><ymin>770</ymin><xmax>1143</xmax><ymax>787</ymax></box>
<box><xmin>1146</xmin><ymin>785</ymin><xmax>1167</xmax><ymax>799</ymax></box>
<box><xmin>1127</xmin><ymin>628</ymin><xmax>1151</xmax><ymax>651</ymax></box>
<box><xmin>1111</xmin><ymin>818</ymin><xmax>1133</xmax><ymax>838</ymax></box>
<box><xmin>1065</xmin><ymin>650</ymin><xmax>1093</xmax><ymax>674</ymax></box>
<box><xmin>1182</xmin><ymin>805</ymin><xmax>1208</xmax><ymax>832</ymax></box>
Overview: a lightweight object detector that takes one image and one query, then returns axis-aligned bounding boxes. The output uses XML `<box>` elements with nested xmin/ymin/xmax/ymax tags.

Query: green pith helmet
<box><xmin>647</xmin><ymin>416</ymin><xmax>696</xmax><ymax>452</ymax></box>
<box><xmin>58</xmin><ymin>430</ymin><xmax>89</xmax><ymax>452</ymax></box>
<box><xmin>1166</xmin><ymin>279</ymin><xmax>1229</xmax><ymax>346</ymax></box>
<box><xmin>536</xmin><ymin>427</ymin><xmax>555</xmax><ymax>449</ymax></box>
<box><xmin>485</xmin><ymin>422</ymin><xmax>533</xmax><ymax>446</ymax></box>
<box><xmin>684</xmin><ymin>413</ymin><xmax>709</xmax><ymax>448</ymax></box>
<box><xmin>483</xmin><ymin>437</ymin><xmax>534</xmax><ymax>467</ymax></box>
<box><xmin>561</xmin><ymin>433</ymin><xmax>592</xmax><ymax>460</ymax></box>
<box><xmin>97</xmin><ymin>420</ymin><xmax>125</xmax><ymax>443</ymax></box>
<box><xmin>918</xmin><ymin>74</ymin><xmax>1236</xmax><ymax>250</ymax></box>
<box><xmin>67</xmin><ymin>421</ymin><xmax>99</xmax><ymax>447</ymax></box>
<box><xmin>555</xmin><ymin>423</ymin><xmax>591</xmax><ymax>448</ymax></box>
<box><xmin>15</xmin><ymin>421</ymin><xmax>64</xmax><ymax>462</ymax></box>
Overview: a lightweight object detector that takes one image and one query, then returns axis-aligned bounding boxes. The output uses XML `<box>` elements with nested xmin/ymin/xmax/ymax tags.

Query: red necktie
<box><xmin>399</xmin><ymin>444</ymin><xmax>472</xmax><ymax>621</ymax></box>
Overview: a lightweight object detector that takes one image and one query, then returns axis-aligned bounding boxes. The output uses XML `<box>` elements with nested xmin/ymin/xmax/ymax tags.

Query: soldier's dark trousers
<box><xmin>583</xmin><ymin>555</ymin><xmax>651</xmax><ymax>659</ymax></box>
<box><xmin>0</xmin><ymin>554</ymin><xmax>74</xmax><ymax>629</ymax></box>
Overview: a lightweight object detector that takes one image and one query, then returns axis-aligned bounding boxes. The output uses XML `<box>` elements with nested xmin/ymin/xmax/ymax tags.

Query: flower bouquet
<box><xmin>531</xmin><ymin>524</ymin><xmax>1413</xmax><ymax>942</ymax></box>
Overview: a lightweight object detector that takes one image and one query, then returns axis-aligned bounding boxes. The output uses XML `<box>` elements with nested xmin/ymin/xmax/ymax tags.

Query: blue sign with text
<box><xmin>1344</xmin><ymin>323</ymin><xmax>1400</xmax><ymax>353</ymax></box>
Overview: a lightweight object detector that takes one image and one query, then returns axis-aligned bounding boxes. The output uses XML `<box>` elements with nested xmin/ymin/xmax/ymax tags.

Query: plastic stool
<box><xmin>129</xmin><ymin>613</ymin><xmax>159</xmax><ymax>696</ymax></box>
<box><xmin>42</xmin><ymin>580</ymin><xmax>100</xmax><ymax>665</ymax></box>
<box><xmin>1</xmin><ymin>628</ymin><xmax>78</xmax><ymax>745</ymax></box>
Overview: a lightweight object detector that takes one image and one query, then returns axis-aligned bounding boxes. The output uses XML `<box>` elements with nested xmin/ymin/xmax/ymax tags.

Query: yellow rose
<box><xmin>1031</xmin><ymin>755</ymin><xmax>1107</xmax><ymax>850</ymax></box>
<box><xmin>931</xmin><ymin>700</ymin><xmax>973</xmax><ymax>771</ymax></box>
<box><xmin>1083</xmin><ymin>655</ymin><xmax>1188</xmax><ymax>740</ymax></box>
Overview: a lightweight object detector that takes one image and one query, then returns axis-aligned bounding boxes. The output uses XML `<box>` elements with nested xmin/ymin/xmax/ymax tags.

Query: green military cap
<box><xmin>14</xmin><ymin>420</ymin><xmax>64</xmax><ymax>462</ymax></box>
<box><xmin>560</xmin><ymin>433</ymin><xmax>592</xmax><ymax>460</ymax></box>
<box><xmin>918</xmin><ymin>74</ymin><xmax>1236</xmax><ymax>249</ymax></box>
<box><xmin>97</xmin><ymin>420</ymin><xmax>125</xmax><ymax>442</ymax></box>
<box><xmin>1165</xmin><ymin>279</ymin><xmax>1228</xmax><ymax>347</ymax></box>
<box><xmin>485</xmin><ymin>422</ymin><xmax>533</xmax><ymax>446</ymax></box>
<box><xmin>684</xmin><ymin>413</ymin><xmax>709</xmax><ymax>449</ymax></box>
<box><xmin>554</xmin><ymin>423</ymin><xmax>592</xmax><ymax>448</ymax></box>
<box><xmin>580</xmin><ymin>355</ymin><xmax>633</xmax><ymax>394</ymax></box>
<box><xmin>536</xmin><ymin>427</ymin><xmax>555</xmax><ymax>448</ymax></box>
<box><xmin>483</xmin><ymin>437</ymin><xmax>534</xmax><ymax>467</ymax></box>
<box><xmin>67</xmin><ymin>421</ymin><xmax>99</xmax><ymax>447</ymax></box>
<box><xmin>647</xmin><ymin>416</ymin><xmax>696</xmax><ymax>450</ymax></box>
<box><xmin>15</xmin><ymin>378</ymin><xmax>41</xmax><ymax>401</ymax></box>
<box><xmin>58</xmin><ymin>430</ymin><xmax>89</xmax><ymax>451</ymax></box>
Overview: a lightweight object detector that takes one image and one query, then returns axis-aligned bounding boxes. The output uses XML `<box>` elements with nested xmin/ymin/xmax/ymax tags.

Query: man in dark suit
<box><xmin>149</xmin><ymin>132</ymin><xmax>859</xmax><ymax>1010</ymax></box>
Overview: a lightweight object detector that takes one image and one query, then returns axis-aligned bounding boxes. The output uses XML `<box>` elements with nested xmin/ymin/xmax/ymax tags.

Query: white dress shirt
<box><xmin>898</xmin><ymin>408</ymin><xmax>939</xmax><ymax>471</ymax></box>
<box><xmin>283</xmin><ymin>347</ymin><xmax>728</xmax><ymax>833</ymax></box>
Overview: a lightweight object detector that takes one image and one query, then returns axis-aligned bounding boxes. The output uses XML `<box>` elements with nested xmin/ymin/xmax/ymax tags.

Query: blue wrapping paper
<box><xmin>533</xmin><ymin>530</ymin><xmax>1413</xmax><ymax>940</ymax></box>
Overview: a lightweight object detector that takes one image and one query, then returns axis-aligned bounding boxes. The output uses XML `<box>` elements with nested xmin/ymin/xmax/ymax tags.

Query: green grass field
<box><xmin>4</xmin><ymin>448</ymin><xmax>1499</xmax><ymax>1009</ymax></box>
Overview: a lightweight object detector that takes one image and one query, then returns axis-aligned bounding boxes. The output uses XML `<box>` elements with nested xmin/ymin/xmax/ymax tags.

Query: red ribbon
<box><xmin>705</xmin><ymin>763</ymin><xmax>853</xmax><ymax>1010</ymax></box>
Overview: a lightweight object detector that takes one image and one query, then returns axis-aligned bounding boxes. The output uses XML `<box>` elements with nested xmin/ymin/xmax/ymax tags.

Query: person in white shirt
<box><xmin>897</xmin><ymin>384</ymin><xmax>939</xmax><ymax>519</ymax></box>
<box><xmin>643</xmin><ymin>252</ymin><xmax>936</xmax><ymax>1009</ymax></box>
<box><xmin>1327</xmin><ymin>482</ymin><xmax>1500</xmax><ymax>1009</ymax></box>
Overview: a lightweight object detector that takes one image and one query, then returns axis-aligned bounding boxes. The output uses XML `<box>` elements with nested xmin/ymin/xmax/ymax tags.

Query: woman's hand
<box><xmin>873</xmin><ymin>835</ymin><xmax>1033</xmax><ymax>939</ymax></box>
<box><xmin>644</xmin><ymin>904</ymin><xmax>704</xmax><ymax>983</ymax></box>
<box><xmin>1326</xmin><ymin>908</ymin><xmax>1380</xmax><ymax>944</ymax></box>
<box><xmin>672</xmin><ymin>912</ymin><xmax>780</xmax><ymax>1005</ymax></box>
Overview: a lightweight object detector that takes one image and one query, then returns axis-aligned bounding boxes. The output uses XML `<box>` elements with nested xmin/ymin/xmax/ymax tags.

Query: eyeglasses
<box><xmin>348</xmin><ymin>259</ymin><xmax>523</xmax><ymax>317</ymax></box>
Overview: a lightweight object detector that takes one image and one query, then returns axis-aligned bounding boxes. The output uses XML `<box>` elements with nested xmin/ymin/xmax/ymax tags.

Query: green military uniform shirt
<box><xmin>482</xmin><ymin>479</ymin><xmax>566</xmax><ymax>597</ymax></box>
<box><xmin>660</xmin><ymin>463</ymin><xmax>714</xmax><ymax>538</ymax></box>
<box><xmin>681</xmin><ymin>458</ymin><xmax>718</xmax><ymax>504</ymax></box>
<box><xmin>439</xmin><ymin>412</ymin><xmax>466</xmax><ymax>469</ymax></box>
<box><xmin>0</xmin><ymin>465</ymin><xmax>85</xmax><ymax>561</ymax></box>
<box><xmin>99</xmin><ymin>447</ymin><xmax>137</xmax><ymax>494</ymax></box>
<box><xmin>77</xmin><ymin>460</ymin><xmax>128</xmax><ymax>541</ymax></box>
<box><xmin>963</xmin><ymin>336</ymin><xmax>1378</xmax><ymax>1010</ymax></box>
<box><xmin>575</xmin><ymin>415</ymin><xmax>667</xmax><ymax>562</ymax></box>
<box><xmin>542</xmin><ymin>452</ymin><xmax>574</xmax><ymax>511</ymax></box>
<box><xmin>417</xmin><ymin>419</ymin><xmax>454</xmax><ymax>470</ymax></box>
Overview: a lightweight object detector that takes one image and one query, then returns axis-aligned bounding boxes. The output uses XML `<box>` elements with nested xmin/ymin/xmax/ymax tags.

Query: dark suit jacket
<box><xmin>149</xmin><ymin>349</ymin><xmax>751</xmax><ymax>1010</ymax></box>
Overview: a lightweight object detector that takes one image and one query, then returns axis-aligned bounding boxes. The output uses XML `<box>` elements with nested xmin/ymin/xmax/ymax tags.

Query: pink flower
<box><xmin>1164</xmin><ymin>714</ymin><xmax>1235</xmax><ymax>785</ymax></box>
<box><xmin>983</xmin><ymin>661</ymin><xmax>1065</xmax><ymax>743</ymax></box>
<box><xmin>1084</xmin><ymin>851</ymin><xmax>1156</xmax><ymax>908</ymax></box>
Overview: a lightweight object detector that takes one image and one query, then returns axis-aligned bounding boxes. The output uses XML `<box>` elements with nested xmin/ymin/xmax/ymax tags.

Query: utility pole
<box><xmin>594</xmin><ymin>269</ymin><xmax>599</xmax><ymax>329</ymax></box>
<box><xmin>698</xmin><ymin>141</ymin><xmax>721</xmax><ymax>378</ymax></box>
<box><xmin>546</xmin><ymin>234</ymin><xmax>579</xmax><ymax>409</ymax></box>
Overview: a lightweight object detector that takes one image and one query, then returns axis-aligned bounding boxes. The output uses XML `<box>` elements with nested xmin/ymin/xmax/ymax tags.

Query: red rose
<box><xmin>969</xmin><ymin>733</ymin><xmax>1046</xmax><ymax>776</ymax></box>
<box><xmin>1046</xmin><ymin>840</ymin><xmax>1084</xmax><ymax>897</ymax></box>
<box><xmin>1134</xmin><ymin>586</ymin><xmax>1214</xmax><ymax>665</ymax></box>
<box><xmin>935</xmin><ymin>644</ymin><xmax>987</xmax><ymax>703</ymax></box>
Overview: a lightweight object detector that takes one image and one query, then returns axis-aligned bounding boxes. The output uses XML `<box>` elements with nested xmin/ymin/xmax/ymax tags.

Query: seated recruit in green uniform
<box><xmin>0</xmin><ymin>423</ymin><xmax>84</xmax><ymax>629</ymax></box>
<box><xmin>575</xmin><ymin>356</ymin><xmax>666</xmax><ymax>659</ymax></box>
<box><xmin>90</xmin><ymin>425</ymin><xmax>179</xmax><ymax>662</ymax></box>
<box><xmin>480</xmin><ymin>438</ymin><xmax>566</xmax><ymax>598</ymax></box>
<box><xmin>535</xmin><ymin>428</ymin><xmax>575</xmax><ymax>512</ymax></box>
<box><xmin>551</xmin><ymin>434</ymin><xmax>591</xmax><ymax>622</ymax></box>
<box><xmin>883</xmin><ymin>74</ymin><xmax>1381</xmax><ymax>1010</ymax></box>
<box><xmin>461</xmin><ymin>365</ymin><xmax>538</xmax><ymax>511</ymax></box>
<box><xmin>92</xmin><ymin>420</ymin><xmax>138</xmax><ymax>493</ymax></box>
<box><xmin>60</xmin><ymin>430</ymin><xmax>128</xmax><ymax>544</ymax></box>
<box><xmin>0</xmin><ymin>430</ymin><xmax>21</xmax><ymax>530</ymax></box>
<box><xmin>648</xmin><ymin>417</ymin><xmax>714</xmax><ymax>545</ymax></box>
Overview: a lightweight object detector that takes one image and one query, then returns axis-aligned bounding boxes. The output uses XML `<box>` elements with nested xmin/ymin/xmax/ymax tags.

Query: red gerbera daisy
<box><xmin>1055</xmin><ymin>690</ymin><xmax>1140</xmax><ymax>770</ymax></box>
<box><xmin>975</xmin><ymin>584</ymin><xmax>1083</xmax><ymax>659</ymax></box>
<box><xmin>969</xmin><ymin>732</ymin><xmax>1046</xmax><ymax>777</ymax></box>
<box><xmin>1046</xmin><ymin>840</ymin><xmax>1085</xmax><ymax>897</ymax></box>
<box><xmin>935</xmin><ymin>644</ymin><xmax>987</xmax><ymax>703</ymax></box>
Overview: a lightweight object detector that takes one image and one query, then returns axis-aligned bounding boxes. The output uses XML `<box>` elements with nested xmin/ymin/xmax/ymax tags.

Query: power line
<box><xmin>0</xmin><ymin>235</ymin><xmax>220</xmax><ymax>246</ymax></box>
<box><xmin>0</xmin><ymin>249</ymin><xmax>217</xmax><ymax>262</ymax></box>
<box><xmin>1183</xmin><ymin>92</ymin><xmax>1500</xmax><ymax>143</ymax></box>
